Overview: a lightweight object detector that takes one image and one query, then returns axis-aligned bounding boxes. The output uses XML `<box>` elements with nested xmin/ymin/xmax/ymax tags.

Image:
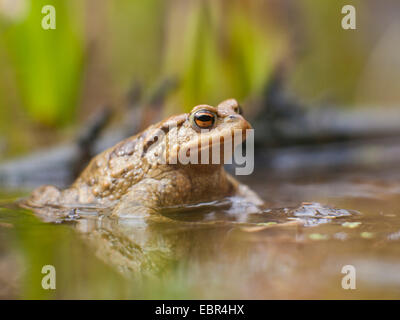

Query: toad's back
<box><xmin>21</xmin><ymin>99</ymin><xmax>263</xmax><ymax>218</ymax></box>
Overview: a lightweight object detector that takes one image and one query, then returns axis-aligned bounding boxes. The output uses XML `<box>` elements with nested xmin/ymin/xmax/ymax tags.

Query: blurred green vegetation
<box><xmin>0</xmin><ymin>0</ymin><xmax>84</xmax><ymax>126</ymax></box>
<box><xmin>107</xmin><ymin>0</ymin><xmax>165</xmax><ymax>95</ymax></box>
<box><xmin>0</xmin><ymin>0</ymin><xmax>398</xmax><ymax>158</ymax></box>
<box><xmin>163</xmin><ymin>1</ymin><xmax>287</xmax><ymax>112</ymax></box>
<box><xmin>290</xmin><ymin>0</ymin><xmax>366</xmax><ymax>103</ymax></box>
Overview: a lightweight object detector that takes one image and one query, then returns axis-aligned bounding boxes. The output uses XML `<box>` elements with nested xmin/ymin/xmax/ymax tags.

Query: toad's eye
<box><xmin>193</xmin><ymin>110</ymin><xmax>216</xmax><ymax>129</ymax></box>
<box><xmin>234</xmin><ymin>105</ymin><xmax>243</xmax><ymax>115</ymax></box>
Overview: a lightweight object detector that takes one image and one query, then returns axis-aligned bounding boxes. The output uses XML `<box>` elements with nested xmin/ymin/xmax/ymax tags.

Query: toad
<box><xmin>21</xmin><ymin>99</ymin><xmax>263</xmax><ymax>219</ymax></box>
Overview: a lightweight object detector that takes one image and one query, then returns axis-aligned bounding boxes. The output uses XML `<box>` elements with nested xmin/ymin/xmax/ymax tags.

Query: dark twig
<box><xmin>73</xmin><ymin>106</ymin><xmax>113</xmax><ymax>179</ymax></box>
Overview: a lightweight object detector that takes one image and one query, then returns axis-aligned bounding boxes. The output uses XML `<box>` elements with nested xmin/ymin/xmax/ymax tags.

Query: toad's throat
<box><xmin>160</xmin><ymin>128</ymin><xmax>250</xmax><ymax>165</ymax></box>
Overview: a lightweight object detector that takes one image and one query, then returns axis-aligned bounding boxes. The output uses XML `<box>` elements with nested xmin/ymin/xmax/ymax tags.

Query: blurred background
<box><xmin>0</xmin><ymin>0</ymin><xmax>399</xmax><ymax>162</ymax></box>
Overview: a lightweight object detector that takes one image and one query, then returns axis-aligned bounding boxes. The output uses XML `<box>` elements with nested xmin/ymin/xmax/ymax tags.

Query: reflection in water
<box><xmin>3</xmin><ymin>169</ymin><xmax>400</xmax><ymax>298</ymax></box>
<box><xmin>51</xmin><ymin>199</ymin><xmax>355</xmax><ymax>278</ymax></box>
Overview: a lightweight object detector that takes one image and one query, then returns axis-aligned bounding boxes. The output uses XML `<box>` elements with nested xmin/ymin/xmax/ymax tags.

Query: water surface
<box><xmin>2</xmin><ymin>167</ymin><xmax>400</xmax><ymax>299</ymax></box>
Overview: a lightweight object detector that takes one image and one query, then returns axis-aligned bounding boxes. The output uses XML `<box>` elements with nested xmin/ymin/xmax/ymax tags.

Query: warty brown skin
<box><xmin>21</xmin><ymin>99</ymin><xmax>263</xmax><ymax>218</ymax></box>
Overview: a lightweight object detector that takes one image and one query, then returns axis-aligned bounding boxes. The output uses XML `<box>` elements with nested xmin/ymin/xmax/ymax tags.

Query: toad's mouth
<box><xmin>167</xmin><ymin>126</ymin><xmax>252</xmax><ymax>165</ymax></box>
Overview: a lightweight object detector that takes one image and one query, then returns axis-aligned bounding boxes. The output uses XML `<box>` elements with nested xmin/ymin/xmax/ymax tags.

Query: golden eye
<box><xmin>234</xmin><ymin>105</ymin><xmax>243</xmax><ymax>115</ymax></box>
<box><xmin>193</xmin><ymin>110</ymin><xmax>216</xmax><ymax>129</ymax></box>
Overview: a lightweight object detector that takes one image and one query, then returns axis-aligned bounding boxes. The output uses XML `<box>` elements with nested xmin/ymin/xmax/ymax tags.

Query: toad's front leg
<box><xmin>111</xmin><ymin>175</ymin><xmax>191</xmax><ymax>223</ymax></box>
<box><xmin>111</xmin><ymin>179</ymin><xmax>163</xmax><ymax>218</ymax></box>
<box><xmin>226</xmin><ymin>173</ymin><xmax>264</xmax><ymax>206</ymax></box>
